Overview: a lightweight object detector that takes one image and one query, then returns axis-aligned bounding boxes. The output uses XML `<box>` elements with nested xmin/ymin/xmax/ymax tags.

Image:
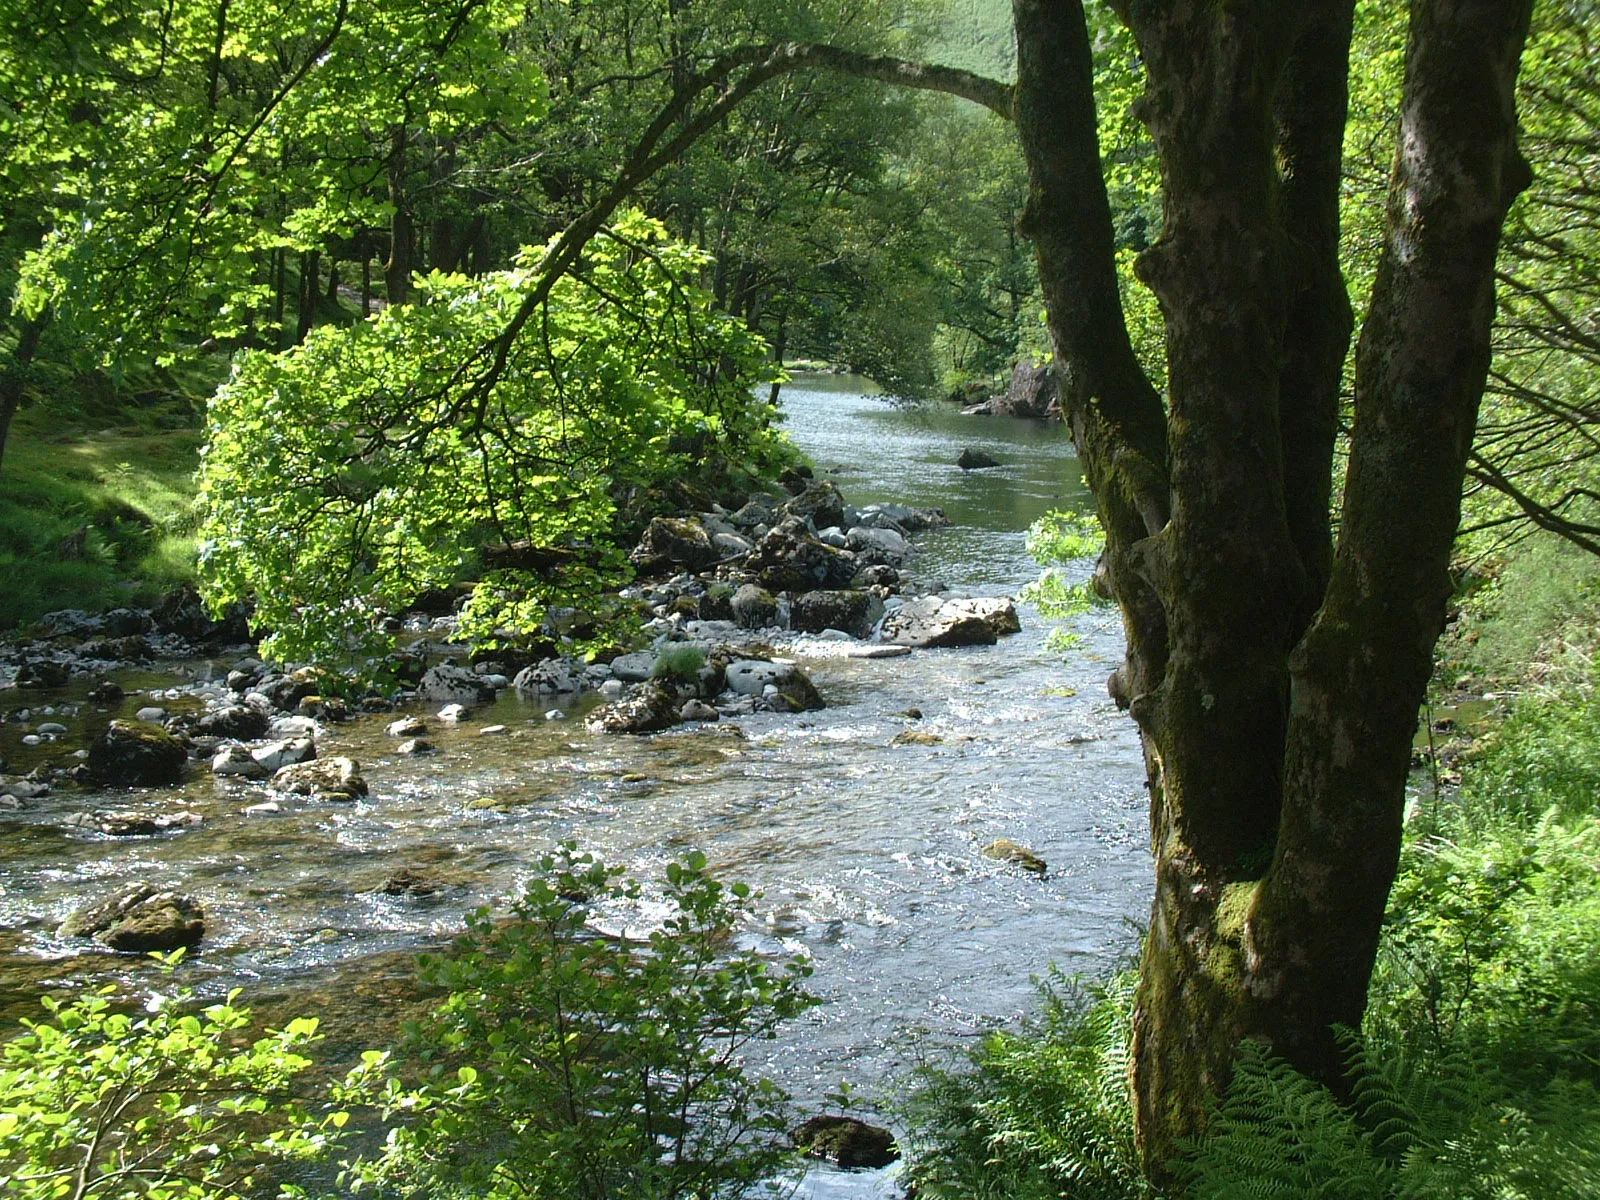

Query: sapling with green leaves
<box><xmin>339</xmin><ymin>847</ymin><xmax>817</xmax><ymax>1200</ymax></box>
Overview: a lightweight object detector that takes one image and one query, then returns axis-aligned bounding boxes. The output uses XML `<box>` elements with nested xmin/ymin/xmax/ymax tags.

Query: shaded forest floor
<box><xmin>0</xmin><ymin>399</ymin><xmax>204</xmax><ymax>626</ymax></box>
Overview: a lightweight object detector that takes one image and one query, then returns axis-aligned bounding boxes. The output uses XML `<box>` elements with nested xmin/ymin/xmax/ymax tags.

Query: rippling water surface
<box><xmin>0</xmin><ymin>377</ymin><xmax>1152</xmax><ymax>1190</ymax></box>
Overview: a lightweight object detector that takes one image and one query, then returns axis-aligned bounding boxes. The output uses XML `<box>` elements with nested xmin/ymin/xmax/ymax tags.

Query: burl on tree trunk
<box><xmin>1012</xmin><ymin>0</ymin><xmax>1534</xmax><ymax>1172</ymax></box>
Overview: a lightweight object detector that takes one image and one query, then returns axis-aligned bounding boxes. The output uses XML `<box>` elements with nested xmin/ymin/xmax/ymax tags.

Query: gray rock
<box><xmin>859</xmin><ymin>503</ymin><xmax>948</xmax><ymax>532</ymax></box>
<box><xmin>790</xmin><ymin>590</ymin><xmax>885</xmax><ymax>639</ymax></box>
<box><xmin>437</xmin><ymin>703</ymin><xmax>470</xmax><ymax>723</ymax></box>
<box><xmin>731</xmin><ymin>584</ymin><xmax>780</xmax><ymax>630</ymax></box>
<box><xmin>212</xmin><ymin>744</ymin><xmax>269</xmax><ymax>779</ymax></box>
<box><xmin>386</xmin><ymin>716</ymin><xmax>428</xmax><ymax>738</ymax></box>
<box><xmin>65</xmin><ymin>810</ymin><xmax>203</xmax><ymax>837</ymax></box>
<box><xmin>749</xmin><ymin>521</ymin><xmax>858</xmax><ymax>593</ymax></box>
<box><xmin>194</xmin><ymin>705</ymin><xmax>270</xmax><ymax>740</ymax></box>
<box><xmin>251</xmin><ymin>737</ymin><xmax>316</xmax><ymax>772</ymax></box>
<box><xmin>584</xmin><ymin>684</ymin><xmax>682</xmax><ymax>735</ymax></box>
<box><xmin>958</xmin><ymin>448</ymin><xmax>1002</xmax><ymax>470</ymax></box>
<box><xmin>417</xmin><ymin>664</ymin><xmax>496</xmax><ymax>704</ymax></box>
<box><xmin>679</xmin><ymin>699</ymin><xmax>720</xmax><ymax>722</ymax></box>
<box><xmin>982</xmin><ymin>838</ymin><xmax>1048</xmax><ymax>875</ymax></box>
<box><xmin>609</xmin><ymin>652</ymin><xmax>657</xmax><ymax>683</ymax></box>
<box><xmin>60</xmin><ymin>883</ymin><xmax>204</xmax><ymax>953</ymax></box>
<box><xmin>599</xmin><ymin>679</ymin><xmax>625</xmax><ymax>699</ymax></box>
<box><xmin>728</xmin><ymin>499</ymin><xmax>778</xmax><ymax>529</ymax></box>
<box><xmin>267</xmin><ymin>715</ymin><xmax>319</xmax><ymax>739</ymax></box>
<box><xmin>711</xmin><ymin>531</ymin><xmax>755</xmax><ymax>558</ymax></box>
<box><xmin>781</xmin><ymin>481</ymin><xmax>846</xmax><ymax>531</ymax></box>
<box><xmin>846</xmin><ymin>525</ymin><xmax>909</xmax><ymax>560</ymax></box>
<box><xmin>852</xmin><ymin>563</ymin><xmax>900</xmax><ymax>589</ymax></box>
<box><xmin>36</xmin><ymin>722</ymin><xmax>68</xmax><ymax>736</ymax></box>
<box><xmin>792</xmin><ymin>1115</ymin><xmax>899</xmax><ymax>1169</ymax></box>
<box><xmin>724</xmin><ymin>660</ymin><xmax>824</xmax><ymax>711</ymax></box>
<box><xmin>38</xmin><ymin>609</ymin><xmax>103</xmax><ymax>639</ymax></box>
<box><xmin>512</xmin><ymin>659</ymin><xmax>581</xmax><ymax>695</ymax></box>
<box><xmin>87</xmin><ymin>720</ymin><xmax>188</xmax><ymax>786</ymax></box>
<box><xmin>631</xmin><ymin>517</ymin><xmax>718</xmax><ymax>573</ymax></box>
<box><xmin>396</xmin><ymin>738</ymin><xmax>435</xmax><ymax>755</ymax></box>
<box><xmin>273</xmin><ymin>756</ymin><xmax>366</xmax><ymax>800</ymax></box>
<box><xmin>818</xmin><ymin>526</ymin><xmax>849</xmax><ymax>549</ymax></box>
<box><xmin>134</xmin><ymin>706</ymin><xmax>167</xmax><ymax>723</ymax></box>
<box><xmin>881</xmin><ymin>597</ymin><xmax>1019</xmax><ymax>648</ymax></box>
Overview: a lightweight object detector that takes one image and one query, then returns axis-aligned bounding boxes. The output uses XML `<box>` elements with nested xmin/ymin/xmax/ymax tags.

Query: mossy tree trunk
<box><xmin>1010</xmin><ymin>0</ymin><xmax>1533</xmax><ymax>1175</ymax></box>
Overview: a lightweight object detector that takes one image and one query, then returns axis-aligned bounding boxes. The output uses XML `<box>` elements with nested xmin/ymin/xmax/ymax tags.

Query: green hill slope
<box><xmin>930</xmin><ymin>0</ymin><xmax>1014</xmax><ymax>81</ymax></box>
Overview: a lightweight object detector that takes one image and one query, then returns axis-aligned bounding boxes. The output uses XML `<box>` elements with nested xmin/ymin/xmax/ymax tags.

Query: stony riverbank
<box><xmin>0</xmin><ymin>465</ymin><xmax>1030</xmax><ymax>957</ymax></box>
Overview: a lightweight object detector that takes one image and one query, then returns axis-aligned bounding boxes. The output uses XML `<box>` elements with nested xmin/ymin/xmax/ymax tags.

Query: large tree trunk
<box><xmin>1013</xmin><ymin>0</ymin><xmax>1534</xmax><ymax>1175</ymax></box>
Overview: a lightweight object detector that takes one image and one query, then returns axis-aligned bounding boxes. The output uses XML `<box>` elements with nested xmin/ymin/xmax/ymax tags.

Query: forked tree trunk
<box><xmin>1012</xmin><ymin>0</ymin><xmax>1534</xmax><ymax>1174</ymax></box>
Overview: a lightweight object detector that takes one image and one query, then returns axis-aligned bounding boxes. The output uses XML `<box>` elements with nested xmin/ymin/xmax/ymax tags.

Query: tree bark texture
<box><xmin>1010</xmin><ymin>0</ymin><xmax>1534</xmax><ymax>1174</ymax></box>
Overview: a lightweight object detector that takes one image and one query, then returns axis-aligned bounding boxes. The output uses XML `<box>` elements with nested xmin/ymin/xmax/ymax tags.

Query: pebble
<box><xmin>437</xmin><ymin>703</ymin><xmax>470</xmax><ymax>723</ymax></box>
<box><xmin>36</xmin><ymin>722</ymin><xmax>68</xmax><ymax>736</ymax></box>
<box><xmin>544</xmin><ymin>710</ymin><xmax>566</xmax><ymax>721</ymax></box>
<box><xmin>244</xmin><ymin>801</ymin><xmax>282</xmax><ymax>816</ymax></box>
<box><xmin>479</xmin><ymin>724</ymin><xmax>508</xmax><ymax>736</ymax></box>
<box><xmin>135</xmin><ymin>707</ymin><xmax>166</xmax><ymax>723</ymax></box>
<box><xmin>21</xmin><ymin>735</ymin><xmax>40</xmax><ymax>745</ymax></box>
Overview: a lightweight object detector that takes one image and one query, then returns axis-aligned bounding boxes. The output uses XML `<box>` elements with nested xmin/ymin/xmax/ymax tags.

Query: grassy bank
<box><xmin>0</xmin><ymin>400</ymin><xmax>204</xmax><ymax>627</ymax></box>
<box><xmin>901</xmin><ymin>532</ymin><xmax>1600</xmax><ymax>1198</ymax></box>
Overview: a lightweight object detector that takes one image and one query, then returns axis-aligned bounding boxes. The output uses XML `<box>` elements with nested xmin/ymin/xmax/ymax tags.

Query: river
<box><xmin>0</xmin><ymin>375</ymin><xmax>1152</xmax><ymax>1193</ymax></box>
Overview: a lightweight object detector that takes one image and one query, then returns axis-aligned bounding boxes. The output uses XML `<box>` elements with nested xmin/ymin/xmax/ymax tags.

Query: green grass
<box><xmin>0</xmin><ymin>405</ymin><xmax>204</xmax><ymax>626</ymax></box>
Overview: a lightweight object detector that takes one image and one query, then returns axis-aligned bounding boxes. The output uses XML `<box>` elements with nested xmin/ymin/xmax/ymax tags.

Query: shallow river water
<box><xmin>0</xmin><ymin>376</ymin><xmax>1153</xmax><ymax>1193</ymax></box>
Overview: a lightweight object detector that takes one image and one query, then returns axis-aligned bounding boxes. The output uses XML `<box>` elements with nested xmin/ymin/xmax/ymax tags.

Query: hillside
<box><xmin>930</xmin><ymin>0</ymin><xmax>1014</xmax><ymax>81</ymax></box>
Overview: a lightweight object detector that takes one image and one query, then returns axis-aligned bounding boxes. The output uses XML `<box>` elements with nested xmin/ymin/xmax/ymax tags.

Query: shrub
<box><xmin>651</xmin><ymin>642</ymin><xmax>708</xmax><ymax>685</ymax></box>
<box><xmin>341</xmin><ymin>847</ymin><xmax>816</xmax><ymax>1200</ymax></box>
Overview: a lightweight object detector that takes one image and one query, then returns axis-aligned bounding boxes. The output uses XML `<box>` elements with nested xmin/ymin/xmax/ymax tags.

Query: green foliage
<box><xmin>901</xmin><ymin>972</ymin><xmax>1150</xmax><ymax>1200</ymax></box>
<box><xmin>197</xmin><ymin>214</ymin><xmax>786</xmax><ymax>665</ymax></box>
<box><xmin>0</xmin><ymin>960</ymin><xmax>340</xmax><ymax>1200</ymax></box>
<box><xmin>1020</xmin><ymin>508</ymin><xmax>1108</xmax><ymax>654</ymax></box>
<box><xmin>652</xmin><ymin>642</ymin><xmax>708</xmax><ymax>684</ymax></box>
<box><xmin>4</xmin><ymin>0</ymin><xmax>542</xmax><ymax>365</ymax></box>
<box><xmin>340</xmin><ymin>847</ymin><xmax>817</xmax><ymax>1200</ymax></box>
<box><xmin>1185</xmin><ymin>1036</ymin><xmax>1600</xmax><ymax>1200</ymax></box>
<box><xmin>1457</xmin><ymin>534</ymin><xmax>1600</xmax><ymax>688</ymax></box>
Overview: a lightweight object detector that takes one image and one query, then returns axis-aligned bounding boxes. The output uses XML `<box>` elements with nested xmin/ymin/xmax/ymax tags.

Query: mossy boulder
<box><xmin>982</xmin><ymin>838</ymin><xmax>1047</xmax><ymax>876</ymax></box>
<box><xmin>87</xmin><ymin>720</ymin><xmax>188</xmax><ymax>786</ymax></box>
<box><xmin>585</xmin><ymin>684</ymin><xmax>683</xmax><ymax>735</ymax></box>
<box><xmin>792</xmin><ymin>1115</ymin><xmax>899</xmax><ymax>1169</ymax></box>
<box><xmin>631</xmin><ymin>516</ymin><xmax>718</xmax><ymax>573</ymax></box>
<box><xmin>791</xmin><ymin>589</ymin><xmax>884</xmax><ymax>638</ymax></box>
<box><xmin>60</xmin><ymin>883</ymin><xmax>204</xmax><ymax>952</ymax></box>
